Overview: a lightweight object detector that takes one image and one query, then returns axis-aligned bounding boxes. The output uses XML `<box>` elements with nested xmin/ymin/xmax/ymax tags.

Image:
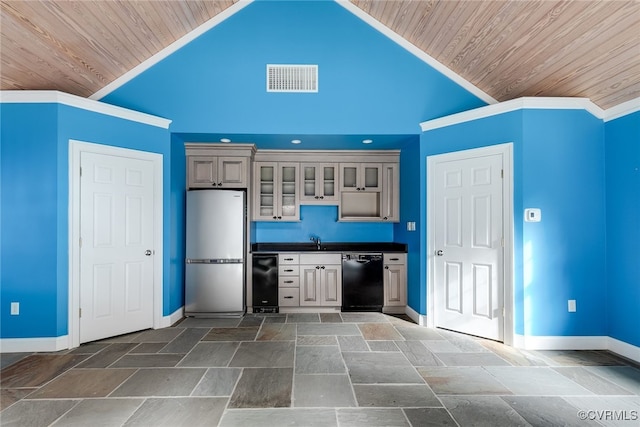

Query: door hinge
<box><xmin>502</xmin><ymin>307</ymin><xmax>505</xmax><ymax>317</ymax></box>
<box><xmin>501</xmin><ymin>169</ymin><xmax>504</xmax><ymax>178</ymax></box>
<box><xmin>80</xmin><ymin>166</ymin><xmax>82</xmax><ymax>177</ymax></box>
<box><xmin>79</xmin><ymin>237</ymin><xmax>82</xmax><ymax>248</ymax></box>
<box><xmin>79</xmin><ymin>308</ymin><xmax>82</xmax><ymax>318</ymax></box>
<box><xmin>501</xmin><ymin>237</ymin><xmax>504</xmax><ymax>247</ymax></box>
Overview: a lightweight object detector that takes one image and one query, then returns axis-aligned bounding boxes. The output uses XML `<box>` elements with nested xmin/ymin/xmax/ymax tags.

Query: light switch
<box><xmin>10</xmin><ymin>302</ymin><xmax>19</xmax><ymax>315</ymax></box>
<box><xmin>568</xmin><ymin>299</ymin><xmax>576</xmax><ymax>312</ymax></box>
<box><xmin>524</xmin><ymin>208</ymin><xmax>541</xmax><ymax>222</ymax></box>
<box><xmin>406</xmin><ymin>221</ymin><xmax>416</xmax><ymax>231</ymax></box>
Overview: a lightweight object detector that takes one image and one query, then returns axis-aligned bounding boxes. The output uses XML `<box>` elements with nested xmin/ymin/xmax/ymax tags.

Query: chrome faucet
<box><xmin>310</xmin><ymin>235</ymin><xmax>321</xmax><ymax>250</ymax></box>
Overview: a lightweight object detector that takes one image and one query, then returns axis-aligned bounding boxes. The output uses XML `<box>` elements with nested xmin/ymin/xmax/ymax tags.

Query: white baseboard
<box><xmin>405</xmin><ymin>305</ymin><xmax>427</xmax><ymax>326</ymax></box>
<box><xmin>608</xmin><ymin>337</ymin><xmax>640</xmax><ymax>364</ymax></box>
<box><xmin>0</xmin><ymin>335</ymin><xmax>69</xmax><ymax>353</ymax></box>
<box><xmin>514</xmin><ymin>334</ymin><xmax>640</xmax><ymax>364</ymax></box>
<box><xmin>158</xmin><ymin>306</ymin><xmax>184</xmax><ymax>328</ymax></box>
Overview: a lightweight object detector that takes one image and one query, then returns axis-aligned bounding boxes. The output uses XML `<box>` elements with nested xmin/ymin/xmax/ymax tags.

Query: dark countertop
<box><xmin>251</xmin><ymin>242</ymin><xmax>407</xmax><ymax>253</ymax></box>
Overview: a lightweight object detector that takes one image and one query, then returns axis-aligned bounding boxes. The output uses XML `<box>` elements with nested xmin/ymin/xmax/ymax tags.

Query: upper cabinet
<box><xmin>253</xmin><ymin>162</ymin><xmax>300</xmax><ymax>221</ymax></box>
<box><xmin>185</xmin><ymin>143</ymin><xmax>255</xmax><ymax>189</ymax></box>
<box><xmin>381</xmin><ymin>163</ymin><xmax>399</xmax><ymax>222</ymax></box>
<box><xmin>299</xmin><ymin>163</ymin><xmax>338</xmax><ymax>203</ymax></box>
<box><xmin>339</xmin><ymin>163</ymin><xmax>382</xmax><ymax>192</ymax></box>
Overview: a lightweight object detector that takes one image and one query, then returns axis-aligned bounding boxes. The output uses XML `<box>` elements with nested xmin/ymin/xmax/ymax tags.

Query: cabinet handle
<box><xmin>273</xmin><ymin>216</ymin><xmax>277</xmax><ymax>219</ymax></box>
<box><xmin>284</xmin><ymin>280</ymin><xmax>294</xmax><ymax>283</ymax></box>
<box><xmin>284</xmin><ymin>258</ymin><xmax>293</xmax><ymax>261</ymax></box>
<box><xmin>218</xmin><ymin>182</ymin><xmax>223</xmax><ymax>186</ymax></box>
<box><xmin>319</xmin><ymin>196</ymin><xmax>324</xmax><ymax>199</ymax></box>
<box><xmin>383</xmin><ymin>216</ymin><xmax>388</xmax><ymax>220</ymax></box>
<box><xmin>320</xmin><ymin>266</ymin><xmax>325</xmax><ymax>269</ymax></box>
<box><xmin>277</xmin><ymin>216</ymin><xmax>282</xmax><ymax>219</ymax></box>
<box><xmin>284</xmin><ymin>269</ymin><xmax>294</xmax><ymax>272</ymax></box>
<box><xmin>315</xmin><ymin>266</ymin><xmax>320</xmax><ymax>269</ymax></box>
<box><xmin>385</xmin><ymin>266</ymin><xmax>389</xmax><ymax>270</ymax></box>
<box><xmin>390</xmin><ymin>258</ymin><xmax>399</xmax><ymax>261</ymax></box>
<box><xmin>284</xmin><ymin>296</ymin><xmax>294</xmax><ymax>299</ymax></box>
<box><xmin>314</xmin><ymin>196</ymin><xmax>319</xmax><ymax>199</ymax></box>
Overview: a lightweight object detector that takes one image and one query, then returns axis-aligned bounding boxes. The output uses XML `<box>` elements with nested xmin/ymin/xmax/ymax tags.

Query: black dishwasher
<box><xmin>252</xmin><ymin>254</ymin><xmax>278</xmax><ymax>313</ymax></box>
<box><xmin>342</xmin><ymin>253</ymin><xmax>384</xmax><ymax>312</ymax></box>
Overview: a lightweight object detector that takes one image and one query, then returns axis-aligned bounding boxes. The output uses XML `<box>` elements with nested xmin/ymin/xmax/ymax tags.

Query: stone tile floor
<box><xmin>1</xmin><ymin>312</ymin><xmax>639</xmax><ymax>426</ymax></box>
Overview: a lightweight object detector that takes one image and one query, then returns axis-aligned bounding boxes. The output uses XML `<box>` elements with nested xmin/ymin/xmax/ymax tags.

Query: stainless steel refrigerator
<box><xmin>185</xmin><ymin>189</ymin><xmax>246</xmax><ymax>316</ymax></box>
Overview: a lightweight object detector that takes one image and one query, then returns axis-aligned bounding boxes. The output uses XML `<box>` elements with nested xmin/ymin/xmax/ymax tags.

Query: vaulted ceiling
<box><xmin>1</xmin><ymin>0</ymin><xmax>639</xmax><ymax>110</ymax></box>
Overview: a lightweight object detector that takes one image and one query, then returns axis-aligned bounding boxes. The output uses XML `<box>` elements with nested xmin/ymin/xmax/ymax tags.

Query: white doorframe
<box><xmin>68</xmin><ymin>140</ymin><xmax>163</xmax><ymax>349</ymax></box>
<box><xmin>427</xmin><ymin>143</ymin><xmax>514</xmax><ymax>345</ymax></box>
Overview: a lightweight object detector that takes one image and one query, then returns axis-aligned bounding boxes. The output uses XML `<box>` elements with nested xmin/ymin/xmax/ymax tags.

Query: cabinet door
<box><xmin>299</xmin><ymin>266</ymin><xmax>320</xmax><ymax>306</ymax></box>
<box><xmin>218</xmin><ymin>157</ymin><xmax>247</xmax><ymax>187</ymax></box>
<box><xmin>340</xmin><ymin>163</ymin><xmax>359</xmax><ymax>191</ymax></box>
<box><xmin>361</xmin><ymin>164</ymin><xmax>382</xmax><ymax>191</ymax></box>
<box><xmin>381</xmin><ymin>163</ymin><xmax>399</xmax><ymax>221</ymax></box>
<box><xmin>254</xmin><ymin>162</ymin><xmax>278</xmax><ymax>220</ymax></box>
<box><xmin>279</xmin><ymin>163</ymin><xmax>299</xmax><ymax>221</ymax></box>
<box><xmin>188</xmin><ymin>156</ymin><xmax>217</xmax><ymax>188</ymax></box>
<box><xmin>383</xmin><ymin>253</ymin><xmax>406</xmax><ymax>308</ymax></box>
<box><xmin>300</xmin><ymin>164</ymin><xmax>319</xmax><ymax>202</ymax></box>
<box><xmin>300</xmin><ymin>163</ymin><xmax>338</xmax><ymax>203</ymax></box>
<box><xmin>320</xmin><ymin>265</ymin><xmax>342</xmax><ymax>306</ymax></box>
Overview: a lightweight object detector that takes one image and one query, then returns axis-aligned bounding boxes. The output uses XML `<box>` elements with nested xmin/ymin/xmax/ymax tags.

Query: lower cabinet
<box><xmin>383</xmin><ymin>253</ymin><xmax>407</xmax><ymax>312</ymax></box>
<box><xmin>278</xmin><ymin>254</ymin><xmax>300</xmax><ymax>307</ymax></box>
<box><xmin>299</xmin><ymin>263</ymin><xmax>342</xmax><ymax>307</ymax></box>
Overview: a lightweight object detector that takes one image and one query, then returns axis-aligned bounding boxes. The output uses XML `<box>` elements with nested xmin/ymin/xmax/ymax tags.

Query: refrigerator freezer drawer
<box><xmin>185</xmin><ymin>263</ymin><xmax>245</xmax><ymax>315</ymax></box>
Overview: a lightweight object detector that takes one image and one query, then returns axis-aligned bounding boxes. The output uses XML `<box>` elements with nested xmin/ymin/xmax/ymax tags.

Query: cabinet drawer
<box><xmin>299</xmin><ymin>253</ymin><xmax>342</xmax><ymax>265</ymax></box>
<box><xmin>279</xmin><ymin>276</ymin><xmax>300</xmax><ymax>288</ymax></box>
<box><xmin>278</xmin><ymin>254</ymin><xmax>300</xmax><ymax>265</ymax></box>
<box><xmin>279</xmin><ymin>265</ymin><xmax>300</xmax><ymax>276</ymax></box>
<box><xmin>279</xmin><ymin>288</ymin><xmax>300</xmax><ymax>306</ymax></box>
<box><xmin>383</xmin><ymin>253</ymin><xmax>406</xmax><ymax>264</ymax></box>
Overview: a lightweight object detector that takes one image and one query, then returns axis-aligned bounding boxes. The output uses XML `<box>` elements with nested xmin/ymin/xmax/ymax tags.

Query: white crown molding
<box><xmin>336</xmin><ymin>0</ymin><xmax>496</xmax><ymax>106</ymax></box>
<box><xmin>420</xmin><ymin>97</ymin><xmax>605</xmax><ymax>132</ymax></box>
<box><xmin>90</xmin><ymin>0</ymin><xmax>254</xmax><ymax>101</ymax></box>
<box><xmin>604</xmin><ymin>96</ymin><xmax>640</xmax><ymax>122</ymax></box>
<box><xmin>0</xmin><ymin>335</ymin><xmax>69</xmax><ymax>353</ymax></box>
<box><xmin>0</xmin><ymin>90</ymin><xmax>172</xmax><ymax>129</ymax></box>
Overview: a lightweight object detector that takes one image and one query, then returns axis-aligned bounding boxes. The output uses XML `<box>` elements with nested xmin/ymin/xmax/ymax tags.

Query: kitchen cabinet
<box><xmin>381</xmin><ymin>163</ymin><xmax>399</xmax><ymax>222</ymax></box>
<box><xmin>383</xmin><ymin>253</ymin><xmax>407</xmax><ymax>312</ymax></box>
<box><xmin>339</xmin><ymin>163</ymin><xmax>382</xmax><ymax>192</ymax></box>
<box><xmin>299</xmin><ymin>253</ymin><xmax>342</xmax><ymax>307</ymax></box>
<box><xmin>185</xmin><ymin>144</ymin><xmax>255</xmax><ymax>190</ymax></box>
<box><xmin>299</xmin><ymin>163</ymin><xmax>338</xmax><ymax>203</ymax></box>
<box><xmin>253</xmin><ymin>162</ymin><xmax>299</xmax><ymax>221</ymax></box>
<box><xmin>187</xmin><ymin>156</ymin><xmax>249</xmax><ymax>188</ymax></box>
<box><xmin>278</xmin><ymin>254</ymin><xmax>300</xmax><ymax>307</ymax></box>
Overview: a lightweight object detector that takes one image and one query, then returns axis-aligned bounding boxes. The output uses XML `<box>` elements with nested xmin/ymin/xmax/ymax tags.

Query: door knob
<box><xmin>145</xmin><ymin>250</ymin><xmax>152</xmax><ymax>256</ymax></box>
<box><xmin>435</xmin><ymin>250</ymin><xmax>444</xmax><ymax>256</ymax></box>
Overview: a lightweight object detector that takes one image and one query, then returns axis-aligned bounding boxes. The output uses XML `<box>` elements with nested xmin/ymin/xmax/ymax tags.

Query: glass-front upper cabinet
<box><xmin>339</xmin><ymin>163</ymin><xmax>382</xmax><ymax>192</ymax></box>
<box><xmin>253</xmin><ymin>162</ymin><xmax>299</xmax><ymax>221</ymax></box>
<box><xmin>300</xmin><ymin>163</ymin><xmax>338</xmax><ymax>203</ymax></box>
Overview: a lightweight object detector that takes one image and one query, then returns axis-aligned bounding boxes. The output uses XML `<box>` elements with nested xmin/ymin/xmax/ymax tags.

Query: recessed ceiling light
<box><xmin>220</xmin><ymin>138</ymin><xmax>231</xmax><ymax>143</ymax></box>
<box><xmin>362</xmin><ymin>139</ymin><xmax>373</xmax><ymax>144</ymax></box>
<box><xmin>291</xmin><ymin>139</ymin><xmax>302</xmax><ymax>144</ymax></box>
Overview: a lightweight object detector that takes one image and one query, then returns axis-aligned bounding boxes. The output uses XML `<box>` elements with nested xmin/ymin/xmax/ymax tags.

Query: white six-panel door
<box><xmin>432</xmin><ymin>151</ymin><xmax>505</xmax><ymax>341</ymax></box>
<box><xmin>79</xmin><ymin>151</ymin><xmax>155</xmax><ymax>343</ymax></box>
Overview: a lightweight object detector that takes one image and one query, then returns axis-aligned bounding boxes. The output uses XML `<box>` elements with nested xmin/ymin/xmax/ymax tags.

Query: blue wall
<box><xmin>100</xmin><ymin>0</ymin><xmax>486</xmax><ymax>136</ymax></box>
<box><xmin>605</xmin><ymin>111</ymin><xmax>640</xmax><ymax>347</ymax></box>
<box><xmin>0</xmin><ymin>102</ymin><xmax>174</xmax><ymax>339</ymax></box>
<box><xmin>420</xmin><ymin>108</ymin><xmax>607</xmax><ymax>338</ymax></box>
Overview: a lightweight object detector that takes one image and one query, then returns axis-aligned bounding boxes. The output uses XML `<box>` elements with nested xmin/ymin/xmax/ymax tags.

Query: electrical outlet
<box><xmin>10</xmin><ymin>302</ymin><xmax>19</xmax><ymax>315</ymax></box>
<box><xmin>568</xmin><ymin>300</ymin><xmax>576</xmax><ymax>312</ymax></box>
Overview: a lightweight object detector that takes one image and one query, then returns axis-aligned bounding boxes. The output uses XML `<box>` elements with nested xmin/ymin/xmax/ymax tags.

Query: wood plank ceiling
<box><xmin>1</xmin><ymin>0</ymin><xmax>639</xmax><ymax>110</ymax></box>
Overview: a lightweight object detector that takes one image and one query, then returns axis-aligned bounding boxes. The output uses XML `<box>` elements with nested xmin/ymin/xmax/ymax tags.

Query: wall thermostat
<box><xmin>524</xmin><ymin>208</ymin><xmax>541</xmax><ymax>222</ymax></box>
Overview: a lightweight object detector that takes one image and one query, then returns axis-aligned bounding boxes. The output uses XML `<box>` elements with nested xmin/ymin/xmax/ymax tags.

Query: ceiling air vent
<box><xmin>267</xmin><ymin>64</ymin><xmax>318</xmax><ymax>93</ymax></box>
